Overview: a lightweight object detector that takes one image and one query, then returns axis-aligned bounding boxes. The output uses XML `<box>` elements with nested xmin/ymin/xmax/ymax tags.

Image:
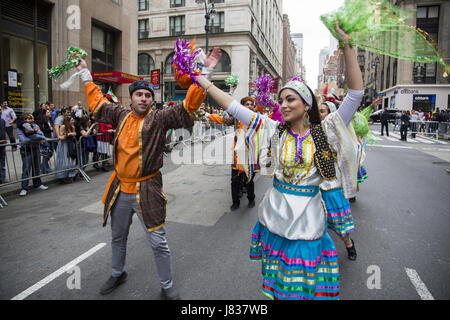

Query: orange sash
<box><xmin>102</xmin><ymin>170</ymin><xmax>160</xmax><ymax>204</ymax></box>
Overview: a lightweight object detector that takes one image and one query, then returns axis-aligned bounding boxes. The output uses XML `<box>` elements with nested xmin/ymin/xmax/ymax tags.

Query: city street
<box><xmin>0</xmin><ymin>126</ymin><xmax>449</xmax><ymax>300</ymax></box>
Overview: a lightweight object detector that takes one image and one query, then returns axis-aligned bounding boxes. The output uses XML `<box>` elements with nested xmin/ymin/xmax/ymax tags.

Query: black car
<box><xmin>369</xmin><ymin>109</ymin><xmax>399</xmax><ymax>123</ymax></box>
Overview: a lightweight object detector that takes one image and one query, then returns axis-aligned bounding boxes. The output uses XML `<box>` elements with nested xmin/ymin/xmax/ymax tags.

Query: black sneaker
<box><xmin>100</xmin><ymin>272</ymin><xmax>128</xmax><ymax>295</ymax></box>
<box><xmin>346</xmin><ymin>239</ymin><xmax>357</xmax><ymax>261</ymax></box>
<box><xmin>161</xmin><ymin>286</ymin><xmax>181</xmax><ymax>300</ymax></box>
<box><xmin>248</xmin><ymin>199</ymin><xmax>256</xmax><ymax>208</ymax></box>
<box><xmin>230</xmin><ymin>203</ymin><xmax>240</xmax><ymax>211</ymax></box>
<box><xmin>349</xmin><ymin>197</ymin><xmax>356</xmax><ymax>203</ymax></box>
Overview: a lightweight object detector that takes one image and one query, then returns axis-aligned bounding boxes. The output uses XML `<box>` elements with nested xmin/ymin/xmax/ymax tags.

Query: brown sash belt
<box><xmin>102</xmin><ymin>170</ymin><xmax>160</xmax><ymax>204</ymax></box>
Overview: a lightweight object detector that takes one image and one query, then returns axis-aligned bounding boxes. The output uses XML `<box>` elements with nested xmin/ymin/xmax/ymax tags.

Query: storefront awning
<box><xmin>91</xmin><ymin>71</ymin><xmax>143</xmax><ymax>84</ymax></box>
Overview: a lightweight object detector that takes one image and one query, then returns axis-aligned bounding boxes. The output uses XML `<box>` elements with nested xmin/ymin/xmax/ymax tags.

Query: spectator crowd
<box><xmin>0</xmin><ymin>99</ymin><xmax>230</xmax><ymax>197</ymax></box>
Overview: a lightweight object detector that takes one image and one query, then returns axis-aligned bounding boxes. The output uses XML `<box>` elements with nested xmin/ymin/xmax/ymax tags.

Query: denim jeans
<box><xmin>20</xmin><ymin>144</ymin><xmax>42</xmax><ymax>190</ymax></box>
<box><xmin>5</xmin><ymin>126</ymin><xmax>16</xmax><ymax>145</ymax></box>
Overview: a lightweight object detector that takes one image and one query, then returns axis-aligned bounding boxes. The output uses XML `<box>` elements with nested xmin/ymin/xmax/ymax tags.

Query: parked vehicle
<box><xmin>369</xmin><ymin>109</ymin><xmax>399</xmax><ymax>123</ymax></box>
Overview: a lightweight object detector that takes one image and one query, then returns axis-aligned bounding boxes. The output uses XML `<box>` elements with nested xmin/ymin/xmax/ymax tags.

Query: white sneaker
<box><xmin>37</xmin><ymin>185</ymin><xmax>48</xmax><ymax>191</ymax></box>
<box><xmin>19</xmin><ymin>189</ymin><xmax>27</xmax><ymax>196</ymax></box>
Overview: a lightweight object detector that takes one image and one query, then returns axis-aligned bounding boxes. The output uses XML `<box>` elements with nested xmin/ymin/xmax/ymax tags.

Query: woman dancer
<box><xmin>349</xmin><ymin>98</ymin><xmax>381</xmax><ymax>202</ymax></box>
<box><xmin>318</xmin><ymin>101</ymin><xmax>356</xmax><ymax>260</ymax></box>
<box><xmin>192</xmin><ymin>21</ymin><xmax>364</xmax><ymax>300</ymax></box>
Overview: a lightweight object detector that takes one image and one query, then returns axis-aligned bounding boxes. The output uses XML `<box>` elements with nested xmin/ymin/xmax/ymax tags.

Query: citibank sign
<box><xmin>400</xmin><ymin>89</ymin><xmax>419</xmax><ymax>94</ymax></box>
<box><xmin>413</xmin><ymin>94</ymin><xmax>435</xmax><ymax>102</ymax></box>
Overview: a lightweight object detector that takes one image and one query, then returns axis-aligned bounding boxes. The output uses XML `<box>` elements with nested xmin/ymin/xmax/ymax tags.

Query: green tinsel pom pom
<box><xmin>225</xmin><ymin>74</ymin><xmax>239</xmax><ymax>87</ymax></box>
<box><xmin>48</xmin><ymin>46</ymin><xmax>87</xmax><ymax>79</ymax></box>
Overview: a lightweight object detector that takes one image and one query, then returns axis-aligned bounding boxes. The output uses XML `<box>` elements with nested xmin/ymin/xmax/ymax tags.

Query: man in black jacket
<box><xmin>400</xmin><ymin>111</ymin><xmax>410</xmax><ymax>141</ymax></box>
<box><xmin>380</xmin><ymin>108</ymin><xmax>390</xmax><ymax>136</ymax></box>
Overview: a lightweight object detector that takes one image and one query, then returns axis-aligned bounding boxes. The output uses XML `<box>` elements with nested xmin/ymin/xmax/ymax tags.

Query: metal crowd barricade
<box><xmin>0</xmin><ymin>124</ymin><xmax>236</xmax><ymax>206</ymax></box>
<box><xmin>408</xmin><ymin>120</ymin><xmax>449</xmax><ymax>139</ymax></box>
<box><xmin>0</xmin><ymin>133</ymin><xmax>114</xmax><ymax>203</ymax></box>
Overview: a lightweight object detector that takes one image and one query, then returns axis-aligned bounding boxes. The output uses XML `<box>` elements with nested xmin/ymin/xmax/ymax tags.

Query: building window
<box><xmin>213</xmin><ymin>49</ymin><xmax>231</xmax><ymax>73</ymax></box>
<box><xmin>138</xmin><ymin>53</ymin><xmax>155</xmax><ymax>75</ymax></box>
<box><xmin>2</xmin><ymin>36</ymin><xmax>36</xmax><ymax>114</ymax></box>
<box><xmin>92</xmin><ymin>24</ymin><xmax>115</xmax><ymax>72</ymax></box>
<box><xmin>138</xmin><ymin>0</ymin><xmax>148</xmax><ymax>11</ymax></box>
<box><xmin>165</xmin><ymin>53</ymin><xmax>175</xmax><ymax>75</ymax></box>
<box><xmin>414</xmin><ymin>5</ymin><xmax>439</xmax><ymax>84</ymax></box>
<box><xmin>170</xmin><ymin>0</ymin><xmax>185</xmax><ymax>8</ymax></box>
<box><xmin>170</xmin><ymin>16</ymin><xmax>185</xmax><ymax>36</ymax></box>
<box><xmin>1</xmin><ymin>0</ymin><xmax>51</xmax><ymax>112</ymax></box>
<box><xmin>210</xmin><ymin>12</ymin><xmax>224</xmax><ymax>33</ymax></box>
<box><xmin>138</xmin><ymin>19</ymin><xmax>149</xmax><ymax>39</ymax></box>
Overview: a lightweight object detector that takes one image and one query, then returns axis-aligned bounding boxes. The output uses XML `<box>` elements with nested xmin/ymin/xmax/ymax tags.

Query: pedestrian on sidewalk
<box><xmin>36</xmin><ymin>109</ymin><xmax>55</xmax><ymax>174</ymax></box>
<box><xmin>1</xmin><ymin>100</ymin><xmax>17</xmax><ymax>152</ymax></box>
<box><xmin>437</xmin><ymin>109</ymin><xmax>448</xmax><ymax>139</ymax></box>
<box><xmin>74</xmin><ymin>50</ymin><xmax>214</xmax><ymax>299</ymax></box>
<box><xmin>16</xmin><ymin>121</ymin><xmax>49</xmax><ymax>196</ymax></box>
<box><xmin>194</xmin><ymin>21</ymin><xmax>364</xmax><ymax>300</ymax></box>
<box><xmin>55</xmin><ymin>115</ymin><xmax>77</xmax><ymax>184</ymax></box>
<box><xmin>76</xmin><ymin>116</ymin><xmax>97</xmax><ymax>169</ymax></box>
<box><xmin>380</xmin><ymin>107</ymin><xmax>390</xmax><ymax>136</ymax></box>
<box><xmin>394</xmin><ymin>111</ymin><xmax>401</xmax><ymax>131</ymax></box>
<box><xmin>400</xmin><ymin>111</ymin><xmax>410</xmax><ymax>141</ymax></box>
<box><xmin>95</xmin><ymin>122</ymin><xmax>114</xmax><ymax>172</ymax></box>
<box><xmin>410</xmin><ymin>110</ymin><xmax>418</xmax><ymax>139</ymax></box>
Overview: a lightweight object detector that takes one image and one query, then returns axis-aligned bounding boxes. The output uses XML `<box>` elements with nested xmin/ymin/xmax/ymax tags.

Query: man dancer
<box><xmin>76</xmin><ymin>56</ymin><xmax>211</xmax><ymax>300</ymax></box>
<box><xmin>206</xmin><ymin>97</ymin><xmax>264</xmax><ymax>211</ymax></box>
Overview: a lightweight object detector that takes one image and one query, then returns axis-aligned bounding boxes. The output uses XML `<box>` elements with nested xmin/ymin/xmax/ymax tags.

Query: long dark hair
<box><xmin>277</xmin><ymin>83</ymin><xmax>320</xmax><ymax>136</ymax></box>
<box><xmin>276</xmin><ymin>84</ymin><xmax>337</xmax><ymax>180</ymax></box>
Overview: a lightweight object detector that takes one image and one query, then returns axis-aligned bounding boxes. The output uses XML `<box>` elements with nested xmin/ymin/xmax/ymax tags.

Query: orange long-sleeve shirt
<box><xmin>85</xmin><ymin>82</ymin><xmax>143</xmax><ymax>194</ymax></box>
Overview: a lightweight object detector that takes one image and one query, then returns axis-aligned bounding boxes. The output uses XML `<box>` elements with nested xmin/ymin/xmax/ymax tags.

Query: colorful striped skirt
<box><xmin>357</xmin><ymin>165</ymin><xmax>368</xmax><ymax>183</ymax></box>
<box><xmin>321</xmin><ymin>188</ymin><xmax>355</xmax><ymax>237</ymax></box>
<box><xmin>249</xmin><ymin>221</ymin><xmax>339</xmax><ymax>300</ymax></box>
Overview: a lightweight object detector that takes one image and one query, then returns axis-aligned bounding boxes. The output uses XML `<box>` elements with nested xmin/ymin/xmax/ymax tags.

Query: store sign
<box><xmin>151</xmin><ymin>69</ymin><xmax>160</xmax><ymax>90</ymax></box>
<box><xmin>401</xmin><ymin>89</ymin><xmax>419</xmax><ymax>94</ymax></box>
<box><xmin>91</xmin><ymin>71</ymin><xmax>143</xmax><ymax>84</ymax></box>
<box><xmin>8</xmin><ymin>71</ymin><xmax>17</xmax><ymax>87</ymax></box>
<box><xmin>413</xmin><ymin>95</ymin><xmax>435</xmax><ymax>102</ymax></box>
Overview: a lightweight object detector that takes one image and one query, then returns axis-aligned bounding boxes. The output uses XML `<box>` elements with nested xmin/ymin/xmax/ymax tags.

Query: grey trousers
<box><xmin>110</xmin><ymin>192</ymin><xmax>173</xmax><ymax>289</ymax></box>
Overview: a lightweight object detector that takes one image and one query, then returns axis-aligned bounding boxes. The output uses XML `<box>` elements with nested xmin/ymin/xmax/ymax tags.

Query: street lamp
<box><xmin>195</xmin><ymin>0</ymin><xmax>216</xmax><ymax>54</ymax></box>
<box><xmin>372</xmin><ymin>56</ymin><xmax>380</xmax><ymax>99</ymax></box>
<box><xmin>196</xmin><ymin>0</ymin><xmax>216</xmax><ymax>113</ymax></box>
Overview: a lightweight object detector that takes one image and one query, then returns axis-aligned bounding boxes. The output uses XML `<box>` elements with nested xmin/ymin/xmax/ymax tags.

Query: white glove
<box><xmin>80</xmin><ymin>68</ymin><xmax>93</xmax><ymax>83</ymax></box>
<box><xmin>60</xmin><ymin>68</ymin><xmax>92</xmax><ymax>89</ymax></box>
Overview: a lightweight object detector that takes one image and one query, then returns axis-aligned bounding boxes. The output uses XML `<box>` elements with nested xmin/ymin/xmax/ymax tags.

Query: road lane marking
<box><xmin>368</xmin><ymin>144</ymin><xmax>413</xmax><ymax>149</ymax></box>
<box><xmin>405</xmin><ymin>268</ymin><xmax>434</xmax><ymax>300</ymax></box>
<box><xmin>389</xmin><ymin>132</ymin><xmax>401</xmax><ymax>139</ymax></box>
<box><xmin>414</xmin><ymin>137</ymin><xmax>434</xmax><ymax>144</ymax></box>
<box><xmin>385</xmin><ymin>137</ymin><xmax>400</xmax><ymax>142</ymax></box>
<box><xmin>11</xmin><ymin>243</ymin><xmax>106</xmax><ymax>300</ymax></box>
